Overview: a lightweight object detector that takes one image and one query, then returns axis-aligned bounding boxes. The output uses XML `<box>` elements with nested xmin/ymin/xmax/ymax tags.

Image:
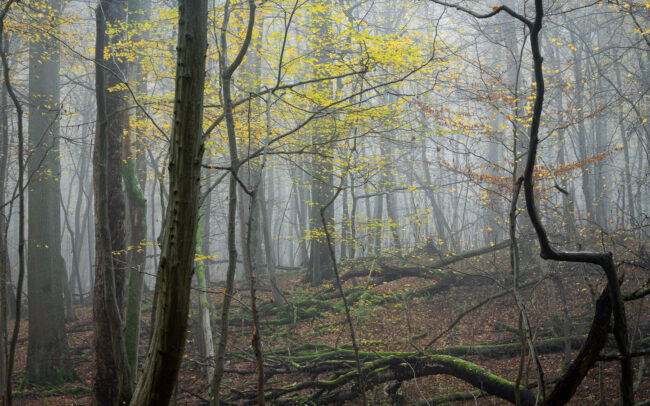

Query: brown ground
<box><xmin>8</xmin><ymin>250</ymin><xmax>650</xmax><ymax>405</ymax></box>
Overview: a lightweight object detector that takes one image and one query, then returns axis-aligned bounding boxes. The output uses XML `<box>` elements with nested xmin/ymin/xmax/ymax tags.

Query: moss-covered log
<box><xmin>623</xmin><ymin>286</ymin><xmax>650</xmax><ymax>301</ymax></box>
<box><xmin>224</xmin><ymin>336</ymin><xmax>595</xmax><ymax>404</ymax></box>
<box><xmin>227</xmin><ymin>353</ymin><xmax>536</xmax><ymax>405</ymax></box>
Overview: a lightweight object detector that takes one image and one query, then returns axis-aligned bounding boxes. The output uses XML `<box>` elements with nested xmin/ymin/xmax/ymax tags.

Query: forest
<box><xmin>0</xmin><ymin>0</ymin><xmax>648</xmax><ymax>404</ymax></box>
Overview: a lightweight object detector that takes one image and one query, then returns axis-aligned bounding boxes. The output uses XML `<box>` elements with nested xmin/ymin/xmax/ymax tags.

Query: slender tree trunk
<box><xmin>1</xmin><ymin>8</ymin><xmax>27</xmax><ymax>404</ymax></box>
<box><xmin>308</xmin><ymin>0</ymin><xmax>334</xmax><ymax>285</ymax></box>
<box><xmin>340</xmin><ymin>175</ymin><xmax>349</xmax><ymax>259</ymax></box>
<box><xmin>122</xmin><ymin>0</ymin><xmax>150</xmax><ymax>379</ymax></box>
<box><xmin>417</xmin><ymin>125</ymin><xmax>454</xmax><ymax>251</ymax></box>
<box><xmin>87</xmin><ymin>187</ymin><xmax>95</xmax><ymax>303</ymax></box>
<box><xmin>196</xmin><ymin>210</ymin><xmax>215</xmax><ymax>379</ymax></box>
<box><xmin>556</xmin><ymin>127</ymin><xmax>577</xmax><ymax>243</ymax></box>
<box><xmin>260</xmin><ymin>180</ymin><xmax>285</xmax><ymax>308</ymax></box>
<box><xmin>291</xmin><ymin>167</ymin><xmax>308</xmax><ymax>266</ymax></box>
<box><xmin>0</xmin><ymin>43</ymin><xmax>10</xmax><ymax>406</ymax></box>
<box><xmin>63</xmin><ymin>143</ymin><xmax>91</xmax><ymax>308</ymax></box>
<box><xmin>372</xmin><ymin>194</ymin><xmax>383</xmax><ymax>254</ymax></box>
<box><xmin>349</xmin><ymin>174</ymin><xmax>357</xmax><ymax>259</ymax></box>
<box><xmin>123</xmin><ymin>141</ymin><xmax>147</xmax><ymax>378</ymax></box>
<box><xmin>202</xmin><ymin>189</ymin><xmax>212</xmax><ymax>283</ymax></box>
<box><xmin>210</xmin><ymin>0</ymin><xmax>256</xmax><ymax>401</ymax></box>
<box><xmin>210</xmin><ymin>178</ymin><xmax>237</xmax><ymax>406</ymax></box>
<box><xmin>615</xmin><ymin>69</ymin><xmax>635</xmax><ymax>225</ymax></box>
<box><xmin>380</xmin><ymin>96</ymin><xmax>401</xmax><ymax>252</ymax></box>
<box><xmin>258</xmin><ymin>97</ymin><xmax>285</xmax><ymax>308</ymax></box>
<box><xmin>130</xmin><ymin>0</ymin><xmax>207</xmax><ymax>402</ymax></box>
<box><xmin>569</xmin><ymin>45</ymin><xmax>594</xmax><ymax>222</ymax></box>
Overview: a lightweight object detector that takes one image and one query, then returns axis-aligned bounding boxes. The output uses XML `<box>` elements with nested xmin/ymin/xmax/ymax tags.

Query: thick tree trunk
<box><xmin>26</xmin><ymin>0</ymin><xmax>71</xmax><ymax>383</ymax></box>
<box><xmin>92</xmin><ymin>5</ymin><xmax>133</xmax><ymax>404</ymax></box>
<box><xmin>130</xmin><ymin>0</ymin><xmax>207</xmax><ymax>402</ymax></box>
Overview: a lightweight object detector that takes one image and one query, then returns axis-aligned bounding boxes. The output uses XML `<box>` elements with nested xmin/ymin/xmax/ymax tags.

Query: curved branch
<box><xmin>428</xmin><ymin>1</ymin><xmax>532</xmax><ymax>28</ymax></box>
<box><xmin>520</xmin><ymin>1</ymin><xmax>634</xmax><ymax>404</ymax></box>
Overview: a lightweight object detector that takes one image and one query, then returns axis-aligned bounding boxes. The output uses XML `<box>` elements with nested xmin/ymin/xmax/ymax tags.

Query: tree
<box><xmin>210</xmin><ymin>0</ymin><xmax>257</xmax><ymax>402</ymax></box>
<box><xmin>130</xmin><ymin>0</ymin><xmax>207</xmax><ymax>402</ymax></box>
<box><xmin>427</xmin><ymin>1</ymin><xmax>635</xmax><ymax>404</ymax></box>
<box><xmin>0</xmin><ymin>32</ymin><xmax>10</xmax><ymax>406</ymax></box>
<box><xmin>92</xmin><ymin>0</ymin><xmax>133</xmax><ymax>403</ymax></box>
<box><xmin>25</xmin><ymin>0</ymin><xmax>71</xmax><ymax>384</ymax></box>
<box><xmin>123</xmin><ymin>0</ymin><xmax>151</xmax><ymax>379</ymax></box>
<box><xmin>307</xmin><ymin>0</ymin><xmax>335</xmax><ymax>285</ymax></box>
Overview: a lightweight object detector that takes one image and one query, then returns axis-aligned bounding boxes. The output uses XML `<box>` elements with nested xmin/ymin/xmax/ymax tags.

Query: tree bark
<box><xmin>25</xmin><ymin>0</ymin><xmax>71</xmax><ymax>384</ymax></box>
<box><xmin>92</xmin><ymin>5</ymin><xmax>133</xmax><ymax>404</ymax></box>
<box><xmin>308</xmin><ymin>0</ymin><xmax>334</xmax><ymax>285</ymax></box>
<box><xmin>130</xmin><ymin>0</ymin><xmax>207</xmax><ymax>402</ymax></box>
<box><xmin>0</xmin><ymin>34</ymin><xmax>10</xmax><ymax>406</ymax></box>
<box><xmin>123</xmin><ymin>0</ymin><xmax>150</xmax><ymax>379</ymax></box>
<box><xmin>195</xmin><ymin>210</ymin><xmax>215</xmax><ymax>379</ymax></box>
<box><xmin>0</xmin><ymin>10</ymin><xmax>25</xmax><ymax>402</ymax></box>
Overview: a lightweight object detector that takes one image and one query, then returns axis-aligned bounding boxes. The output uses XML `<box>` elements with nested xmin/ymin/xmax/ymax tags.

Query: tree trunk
<box><xmin>569</xmin><ymin>44</ymin><xmax>594</xmax><ymax>222</ymax></box>
<box><xmin>92</xmin><ymin>4</ymin><xmax>133</xmax><ymax>404</ymax></box>
<box><xmin>210</xmin><ymin>0</ymin><xmax>256</xmax><ymax>401</ymax></box>
<box><xmin>61</xmin><ymin>140</ymin><xmax>91</xmax><ymax>309</ymax></box>
<box><xmin>417</xmin><ymin>126</ymin><xmax>454</xmax><ymax>251</ymax></box>
<box><xmin>25</xmin><ymin>0</ymin><xmax>71</xmax><ymax>383</ymax></box>
<box><xmin>130</xmin><ymin>0</ymin><xmax>207</xmax><ymax>402</ymax></box>
<box><xmin>0</xmin><ymin>47</ymin><xmax>10</xmax><ymax>406</ymax></box>
<box><xmin>122</xmin><ymin>135</ymin><xmax>147</xmax><ymax>378</ymax></box>
<box><xmin>123</xmin><ymin>0</ymin><xmax>150</xmax><ymax>379</ymax></box>
<box><xmin>371</xmin><ymin>194</ymin><xmax>383</xmax><ymax>254</ymax></box>
<box><xmin>291</xmin><ymin>166</ymin><xmax>309</xmax><ymax>266</ymax></box>
<box><xmin>260</xmin><ymin>179</ymin><xmax>285</xmax><ymax>308</ymax></box>
<box><xmin>0</xmin><ymin>20</ymin><xmax>26</xmax><ymax>405</ymax></box>
<box><xmin>308</xmin><ymin>0</ymin><xmax>334</xmax><ymax>285</ymax></box>
<box><xmin>615</xmin><ymin>69</ymin><xmax>636</xmax><ymax>226</ymax></box>
<box><xmin>196</xmin><ymin>210</ymin><xmax>215</xmax><ymax>379</ymax></box>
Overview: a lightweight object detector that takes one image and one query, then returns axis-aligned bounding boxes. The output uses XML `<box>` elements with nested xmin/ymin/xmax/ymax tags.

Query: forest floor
<box><xmin>8</xmin><ymin>243</ymin><xmax>650</xmax><ymax>405</ymax></box>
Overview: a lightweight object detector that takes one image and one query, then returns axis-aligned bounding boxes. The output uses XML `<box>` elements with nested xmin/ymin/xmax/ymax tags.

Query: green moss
<box><xmin>12</xmin><ymin>385</ymin><xmax>90</xmax><ymax>398</ymax></box>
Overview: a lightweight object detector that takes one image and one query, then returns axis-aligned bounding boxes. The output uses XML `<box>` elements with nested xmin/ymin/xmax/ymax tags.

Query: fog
<box><xmin>0</xmin><ymin>0</ymin><xmax>648</xmax><ymax>404</ymax></box>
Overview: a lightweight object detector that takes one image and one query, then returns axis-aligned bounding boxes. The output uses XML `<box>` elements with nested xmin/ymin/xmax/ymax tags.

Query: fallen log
<box><xmin>229</xmin><ymin>353</ymin><xmax>537</xmax><ymax>405</ymax></box>
<box><xmin>342</xmin><ymin>240</ymin><xmax>509</xmax><ymax>283</ymax></box>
